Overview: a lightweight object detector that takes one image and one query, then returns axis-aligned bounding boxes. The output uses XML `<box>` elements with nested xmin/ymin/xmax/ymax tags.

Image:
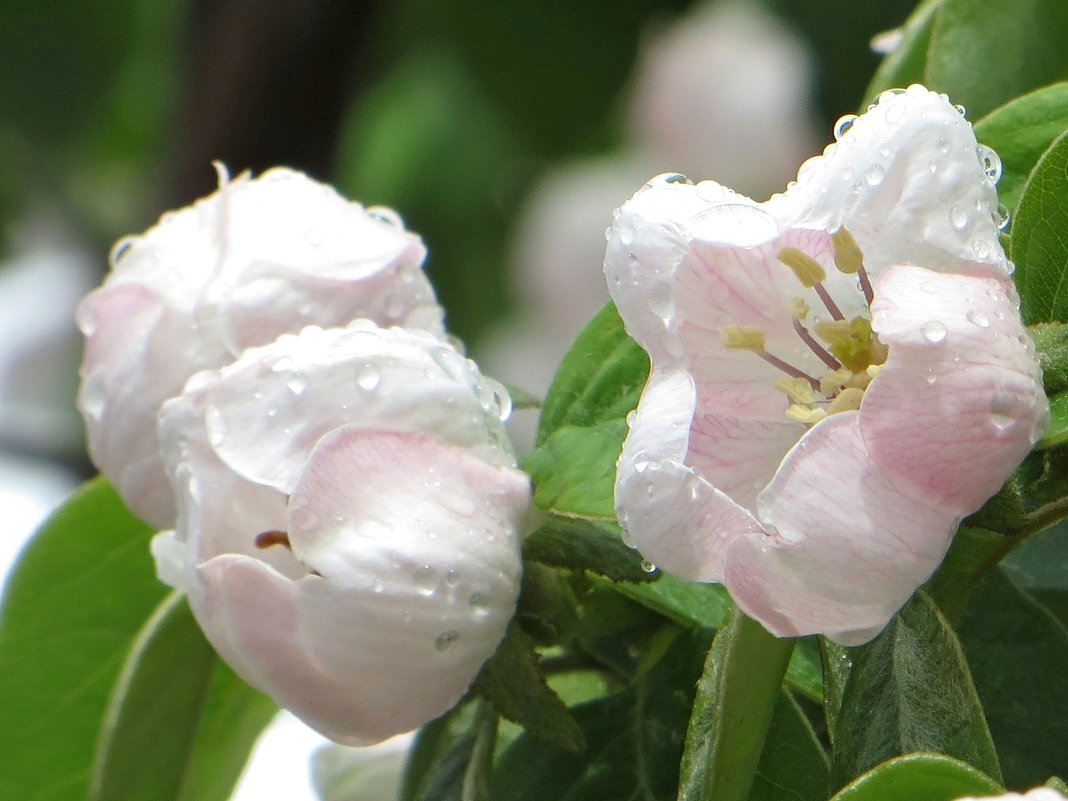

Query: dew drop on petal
<box><xmin>109</xmin><ymin>236</ymin><xmax>138</xmax><ymax>267</ymax></box>
<box><xmin>435</xmin><ymin>630</ymin><xmax>461</xmax><ymax>652</ymax></box>
<box><xmin>833</xmin><ymin>114</ymin><xmax>858</xmax><ymax>140</ymax></box>
<box><xmin>954</xmin><ymin>103</ymin><xmax>967</xmax><ymax>117</ymax></box>
<box><xmin>647</xmin><ymin>172</ymin><xmax>691</xmax><ymax>187</ymax></box>
<box><xmin>921</xmin><ymin>320</ymin><xmax>948</xmax><ymax>343</ymax></box>
<box><xmin>978</xmin><ymin>145</ymin><xmax>1002</xmax><ymax>182</ymax></box>
<box><xmin>925</xmin><ymin>370</ymin><xmax>938</xmax><ymax>385</ymax></box>
<box><xmin>950</xmin><ymin>205</ymin><xmax>968</xmax><ymax>230</ymax></box>
<box><xmin>355</xmin><ymin>362</ymin><xmax>381</xmax><ymax>391</ymax></box>
<box><xmin>414</xmin><ymin>565</ymin><xmax>437</xmax><ymax>596</ymax></box>
<box><xmin>286</xmin><ymin>372</ymin><xmax>307</xmax><ymax>395</ymax></box>
<box><xmin>367</xmin><ymin>206</ymin><xmax>404</xmax><ymax>228</ymax></box>
<box><xmin>994</xmin><ymin>204</ymin><xmax>1010</xmax><ymax>231</ymax></box>
<box><xmin>864</xmin><ymin>164</ymin><xmax>886</xmax><ymax>186</ymax></box>
<box><xmin>372</xmin><ymin>578</ymin><xmax>385</xmax><ymax>594</ymax></box>
<box><xmin>966</xmin><ymin>309</ymin><xmax>991</xmax><ymax>328</ymax></box>
<box><xmin>640</xmin><ymin>559</ymin><xmax>658</xmax><ymax>574</ymax></box>
<box><xmin>469</xmin><ymin>591</ymin><xmax>491</xmax><ymax>619</ymax></box>
<box><xmin>990</xmin><ymin>389</ymin><xmax>1017</xmax><ymax>432</ymax></box>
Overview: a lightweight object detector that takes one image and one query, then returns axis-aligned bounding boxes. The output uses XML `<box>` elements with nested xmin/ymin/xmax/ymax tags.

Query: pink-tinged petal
<box><xmin>617</xmin><ymin>370</ymin><xmax>764</xmax><ymax>581</ymax></box>
<box><xmin>605</xmin><ymin>176</ymin><xmax>753</xmax><ymax>363</ymax></box>
<box><xmin>156</xmin><ymin>392</ymin><xmax>300</xmax><ymax>583</ymax></box>
<box><xmin>286</xmin><ymin>427</ymin><xmax>529</xmax><ymax>585</ymax></box>
<box><xmin>686</xmin><ymin>405</ymin><xmax>802</xmax><ymax>510</ymax></box>
<box><xmin>722</xmin><ymin>413</ymin><xmax>957</xmax><ymax>644</ymax></box>
<box><xmin>769</xmin><ymin>85</ymin><xmax>1005</xmax><ymax>277</ymax></box>
<box><xmin>188</xmin><ymin>430</ymin><xmax>528</xmax><ymax>745</ymax></box>
<box><xmin>193</xmin><ymin>323</ymin><xmax>512</xmax><ymax>495</ymax></box>
<box><xmin>866</xmin><ymin>265</ymin><xmax>1046</xmax><ymax>516</ymax></box>
<box><xmin>77</xmin><ymin>283</ymin><xmax>226</xmax><ymax>528</ymax></box>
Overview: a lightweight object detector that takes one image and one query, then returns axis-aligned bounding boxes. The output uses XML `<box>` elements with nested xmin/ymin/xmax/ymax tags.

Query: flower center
<box><xmin>721</xmin><ymin>228</ymin><xmax>887</xmax><ymax>425</ymax></box>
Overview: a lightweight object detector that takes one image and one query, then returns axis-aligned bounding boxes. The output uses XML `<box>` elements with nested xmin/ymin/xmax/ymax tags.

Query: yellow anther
<box><xmin>832</xmin><ymin>228</ymin><xmax>865</xmax><ymax>274</ymax></box>
<box><xmin>721</xmin><ymin>325</ymin><xmax>766</xmax><ymax>353</ymax></box>
<box><xmin>827</xmin><ymin>387</ymin><xmax>865</xmax><ymax>415</ymax></box>
<box><xmin>789</xmin><ymin>297</ymin><xmax>810</xmax><ymax>320</ymax></box>
<box><xmin>776</xmin><ymin>377</ymin><xmax>818</xmax><ymax>405</ymax></box>
<box><xmin>866</xmin><ymin>363</ymin><xmax>883</xmax><ymax>380</ymax></box>
<box><xmin>815</xmin><ymin>319</ymin><xmax>852</xmax><ymax>344</ymax></box>
<box><xmin>845</xmin><ymin>371</ymin><xmax>873</xmax><ymax>390</ymax></box>
<box><xmin>786</xmin><ymin>404</ymin><xmax>828</xmax><ymax>425</ymax></box>
<box><xmin>778</xmin><ymin>247</ymin><xmax>827</xmax><ymax>288</ymax></box>
<box><xmin>819</xmin><ymin>367</ymin><xmax>852</xmax><ymax>396</ymax></box>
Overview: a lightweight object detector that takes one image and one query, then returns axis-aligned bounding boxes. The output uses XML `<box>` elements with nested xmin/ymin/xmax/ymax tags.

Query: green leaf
<box><xmin>0</xmin><ymin>478</ymin><xmax>167</xmax><ymax>801</ymax></box>
<box><xmin>925</xmin><ymin>0</ymin><xmax>1068</xmax><ymax>121</ymax></box>
<box><xmin>862</xmin><ymin>0</ymin><xmax>945</xmax><ymax>104</ymax></box>
<box><xmin>1038</xmin><ymin>392</ymin><xmax>1068</xmax><ymax>450</ymax></box>
<box><xmin>974</xmin><ymin>83</ymin><xmax>1068</xmax><ymax>215</ymax></box>
<box><xmin>1048</xmin><ymin>777</ymin><xmax>1068</xmax><ymax>793</ymax></box>
<box><xmin>522</xmin><ymin>421</ymin><xmax>626</xmax><ymax>521</ymax></box>
<box><xmin>829</xmin><ymin>753</ymin><xmax>1003</xmax><ymax>801</ymax></box>
<box><xmin>522</xmin><ymin>515</ymin><xmax>655</xmax><ymax>583</ymax></box>
<box><xmin>405</xmin><ymin>702</ymin><xmax>497</xmax><ymax>801</ymax></box>
<box><xmin>475</xmin><ymin>623</ymin><xmax>585</xmax><ymax>753</ymax></box>
<box><xmin>749</xmin><ymin>691</ymin><xmax>830</xmax><ymax>801</ymax></box>
<box><xmin>678</xmin><ymin>607</ymin><xmax>796</xmax><ymax>801</ymax></box>
<box><xmin>831</xmin><ymin>593</ymin><xmax>1001</xmax><ymax>790</ymax></box>
<box><xmin>89</xmin><ymin>592</ymin><xmax>276</xmax><ymax>801</ymax></box>
<box><xmin>536</xmin><ymin>301</ymin><xmax>649</xmax><ymax>444</ymax></box>
<box><xmin>1011</xmin><ymin>128</ymin><xmax>1068</xmax><ymax>325</ymax></box>
<box><xmin>490</xmin><ymin>627</ymin><xmax>711</xmax><ymax>801</ymax></box>
<box><xmin>820</xmin><ymin>639</ymin><xmax>852</xmax><ymax>742</ymax></box>
<box><xmin>957</xmin><ymin>569</ymin><xmax>1068</xmax><ymax>788</ymax></box>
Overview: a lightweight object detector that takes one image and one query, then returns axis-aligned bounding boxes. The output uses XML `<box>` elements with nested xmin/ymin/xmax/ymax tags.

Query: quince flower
<box><xmin>77</xmin><ymin>166</ymin><xmax>442</xmax><ymax>529</ymax></box>
<box><xmin>151</xmin><ymin>322</ymin><xmax>529</xmax><ymax>744</ymax></box>
<box><xmin>606</xmin><ymin>86</ymin><xmax>1048</xmax><ymax>644</ymax></box>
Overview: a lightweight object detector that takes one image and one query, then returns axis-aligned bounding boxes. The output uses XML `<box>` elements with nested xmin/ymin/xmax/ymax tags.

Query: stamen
<box><xmin>776</xmin><ymin>377</ymin><xmax>818</xmax><ymax>404</ymax></box>
<box><xmin>786</xmin><ymin>405</ymin><xmax>828</xmax><ymax>425</ymax></box>
<box><xmin>866</xmin><ymin>364</ymin><xmax>883</xmax><ymax>380</ymax></box>
<box><xmin>721</xmin><ymin>325</ymin><xmax>766</xmax><ymax>353</ymax></box>
<box><xmin>833</xmin><ymin>228</ymin><xmax>875</xmax><ymax>306</ymax></box>
<box><xmin>778</xmin><ymin>247</ymin><xmax>826</xmax><ymax>287</ymax></box>
<box><xmin>793</xmin><ymin>318</ymin><xmax>842</xmax><ymax>369</ymax></box>
<box><xmin>832</xmin><ymin>228</ymin><xmax>864</xmax><ymax>274</ymax></box>
<box><xmin>820</xmin><ymin>367</ymin><xmax>852</xmax><ymax>396</ymax></box>
<box><xmin>815</xmin><ymin>319</ymin><xmax>852</xmax><ymax>344</ymax></box>
<box><xmin>789</xmin><ymin>297</ymin><xmax>810</xmax><ymax>320</ymax></box>
<box><xmin>827</xmin><ymin>387</ymin><xmax>865</xmax><ymax>414</ymax></box>
<box><xmin>778</xmin><ymin>247</ymin><xmax>845</xmax><ymax>321</ymax></box>
<box><xmin>255</xmin><ymin>530</ymin><xmax>292</xmax><ymax>549</ymax></box>
<box><xmin>759</xmin><ymin>351</ymin><xmax>820</xmax><ymax>391</ymax></box>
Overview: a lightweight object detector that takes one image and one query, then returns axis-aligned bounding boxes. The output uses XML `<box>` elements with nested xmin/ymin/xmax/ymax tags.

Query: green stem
<box><xmin>677</xmin><ymin>605</ymin><xmax>796</xmax><ymax>801</ymax></box>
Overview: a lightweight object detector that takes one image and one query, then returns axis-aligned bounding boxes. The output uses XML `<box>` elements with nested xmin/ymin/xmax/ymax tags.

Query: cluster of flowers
<box><xmin>77</xmin><ymin>86</ymin><xmax>1049</xmax><ymax>747</ymax></box>
<box><xmin>77</xmin><ymin>166</ymin><xmax>531</xmax><ymax>744</ymax></box>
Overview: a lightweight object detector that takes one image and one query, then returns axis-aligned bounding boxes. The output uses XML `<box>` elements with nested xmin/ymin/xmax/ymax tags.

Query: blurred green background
<box><xmin>0</xmin><ymin>0</ymin><xmax>916</xmax><ymax>468</ymax></box>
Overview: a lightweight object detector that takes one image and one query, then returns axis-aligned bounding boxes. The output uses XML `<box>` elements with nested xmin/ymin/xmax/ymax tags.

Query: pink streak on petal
<box><xmin>724</xmin><ymin>413</ymin><xmax>957</xmax><ymax>644</ymax></box>
<box><xmin>866</xmin><ymin>265</ymin><xmax>1047</xmax><ymax>516</ymax></box>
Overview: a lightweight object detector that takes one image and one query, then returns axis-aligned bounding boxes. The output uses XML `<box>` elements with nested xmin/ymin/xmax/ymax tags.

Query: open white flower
<box><xmin>77</xmin><ymin>166</ymin><xmax>442</xmax><ymax>529</ymax></box>
<box><xmin>955</xmin><ymin>790</ymin><xmax>1068</xmax><ymax>801</ymax></box>
<box><xmin>606</xmin><ymin>86</ymin><xmax>1047</xmax><ymax>644</ymax></box>
<box><xmin>151</xmin><ymin>322</ymin><xmax>529</xmax><ymax>744</ymax></box>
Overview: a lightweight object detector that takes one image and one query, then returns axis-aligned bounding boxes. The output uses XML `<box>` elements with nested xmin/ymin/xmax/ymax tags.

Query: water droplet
<box><xmin>928</xmin><ymin>160</ymin><xmax>938</xmax><ymax>174</ymax></box>
<box><xmin>972</xmin><ymin>239</ymin><xmax>991</xmax><ymax>259</ymax></box>
<box><xmin>445</xmin><ymin>569</ymin><xmax>459</xmax><ymax>587</ymax></box>
<box><xmin>633</xmin><ymin>458</ymin><xmax>650</xmax><ymax>474</ymax></box>
<box><xmin>966</xmin><ymin>309</ymin><xmax>990</xmax><ymax>328</ymax></box>
<box><xmin>414</xmin><ymin>565</ymin><xmax>437</xmax><ymax>596</ymax></box>
<box><xmin>367</xmin><ymin>206</ymin><xmax>403</xmax><ymax>228</ymax></box>
<box><xmin>938</xmin><ymin>137</ymin><xmax>950</xmax><ymax>154</ymax></box>
<box><xmin>994</xmin><ymin>204</ymin><xmax>1010</xmax><ymax>231</ymax></box>
<box><xmin>864</xmin><ymin>164</ymin><xmax>885</xmax><ymax>186</ymax></box>
<box><xmin>469</xmin><ymin>591</ymin><xmax>490</xmax><ymax>619</ymax></box>
<box><xmin>355</xmin><ymin>362</ymin><xmax>381</xmax><ymax>391</ymax></box>
<box><xmin>990</xmin><ymin>389</ymin><xmax>1017</xmax><ymax>432</ymax></box>
<box><xmin>833</xmin><ymin>114</ymin><xmax>858</xmax><ymax>140</ymax></box>
<box><xmin>954</xmin><ymin>103</ymin><xmax>967</xmax><ymax>117</ymax></box>
<box><xmin>286</xmin><ymin>372</ymin><xmax>307</xmax><ymax>395</ymax></box>
<box><xmin>978</xmin><ymin>145</ymin><xmax>1002</xmax><ymax>182</ymax></box>
<box><xmin>950</xmin><ymin>205</ymin><xmax>968</xmax><ymax>230</ymax></box>
<box><xmin>372</xmin><ymin>578</ymin><xmax>385</xmax><ymax>594</ymax></box>
<box><xmin>640</xmin><ymin>560</ymin><xmax>658</xmax><ymax>574</ymax></box>
<box><xmin>626</xmin><ymin>410</ymin><xmax>637</xmax><ymax>426</ymax></box>
<box><xmin>647</xmin><ymin>172</ymin><xmax>691</xmax><ymax>187</ymax></box>
<box><xmin>109</xmin><ymin>236</ymin><xmax>138</xmax><ymax>267</ymax></box>
<box><xmin>618</xmin><ymin>225</ymin><xmax>635</xmax><ymax>246</ymax></box>
<box><xmin>205</xmin><ymin>406</ymin><xmax>227</xmax><ymax>446</ymax></box>
<box><xmin>925</xmin><ymin>370</ymin><xmax>938</xmax><ymax>385</ymax></box>
<box><xmin>921</xmin><ymin>320</ymin><xmax>948</xmax><ymax>343</ymax></box>
<box><xmin>435</xmin><ymin>630</ymin><xmax>460</xmax><ymax>652</ymax></box>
